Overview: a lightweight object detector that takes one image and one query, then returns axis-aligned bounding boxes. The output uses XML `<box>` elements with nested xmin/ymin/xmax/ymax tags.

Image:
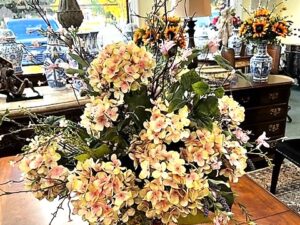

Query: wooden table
<box><xmin>234</xmin><ymin>55</ymin><xmax>251</xmax><ymax>70</ymax></box>
<box><xmin>198</xmin><ymin>55</ymin><xmax>251</xmax><ymax>70</ymax></box>
<box><xmin>0</xmin><ymin>85</ymin><xmax>89</xmax><ymax>118</ymax></box>
<box><xmin>0</xmin><ymin>156</ymin><xmax>299</xmax><ymax>225</ymax></box>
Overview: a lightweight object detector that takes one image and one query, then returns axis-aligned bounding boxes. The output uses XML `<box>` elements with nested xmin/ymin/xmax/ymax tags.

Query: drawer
<box><xmin>231</xmin><ymin>85</ymin><xmax>291</xmax><ymax>107</ymax></box>
<box><xmin>241</xmin><ymin>119</ymin><xmax>287</xmax><ymax>140</ymax></box>
<box><xmin>244</xmin><ymin>103</ymin><xmax>288</xmax><ymax>124</ymax></box>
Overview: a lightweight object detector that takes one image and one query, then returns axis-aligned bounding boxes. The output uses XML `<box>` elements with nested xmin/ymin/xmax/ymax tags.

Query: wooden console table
<box><xmin>228</xmin><ymin>75</ymin><xmax>294</xmax><ymax>164</ymax></box>
<box><xmin>0</xmin><ymin>156</ymin><xmax>299</xmax><ymax>225</ymax></box>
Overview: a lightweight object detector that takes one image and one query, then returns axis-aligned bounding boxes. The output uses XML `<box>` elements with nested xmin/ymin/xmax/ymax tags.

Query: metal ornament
<box><xmin>57</xmin><ymin>0</ymin><xmax>84</xmax><ymax>29</ymax></box>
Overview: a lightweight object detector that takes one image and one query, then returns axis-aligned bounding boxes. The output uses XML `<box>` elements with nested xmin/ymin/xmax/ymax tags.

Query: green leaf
<box><xmin>195</xmin><ymin>96</ymin><xmax>219</xmax><ymax>117</ymax></box>
<box><xmin>191</xmin><ymin>116</ymin><xmax>213</xmax><ymax>131</ymax></box>
<box><xmin>124</xmin><ymin>86</ymin><xmax>152</xmax><ymax>129</ymax></box>
<box><xmin>92</xmin><ymin>144</ymin><xmax>110</xmax><ymax>159</ymax></box>
<box><xmin>214</xmin><ymin>87</ymin><xmax>225</xmax><ymax>98</ymax></box>
<box><xmin>221</xmin><ymin>191</ymin><xmax>235</xmax><ymax>207</ymax></box>
<box><xmin>65</xmin><ymin>68</ymin><xmax>86</xmax><ymax>76</ymax></box>
<box><xmin>208</xmin><ymin>179</ymin><xmax>230</xmax><ymax>188</ymax></box>
<box><xmin>68</xmin><ymin>53</ymin><xmax>89</xmax><ymax>68</ymax></box>
<box><xmin>168</xmin><ymin>98</ymin><xmax>187</xmax><ymax>112</ymax></box>
<box><xmin>192</xmin><ymin>81</ymin><xmax>210</xmax><ymax>96</ymax></box>
<box><xmin>181</xmin><ymin>70</ymin><xmax>201</xmax><ymax>91</ymax></box>
<box><xmin>75</xmin><ymin>153</ymin><xmax>90</xmax><ymax>162</ymax></box>
<box><xmin>178</xmin><ymin>211</ymin><xmax>212</xmax><ymax>225</ymax></box>
<box><xmin>101</xmin><ymin>128</ymin><xmax>118</xmax><ymax>141</ymax></box>
<box><xmin>111</xmin><ymin>136</ymin><xmax>128</xmax><ymax>149</ymax></box>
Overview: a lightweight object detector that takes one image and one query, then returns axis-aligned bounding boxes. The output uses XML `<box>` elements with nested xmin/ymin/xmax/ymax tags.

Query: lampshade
<box><xmin>171</xmin><ymin>0</ymin><xmax>211</xmax><ymax>17</ymax></box>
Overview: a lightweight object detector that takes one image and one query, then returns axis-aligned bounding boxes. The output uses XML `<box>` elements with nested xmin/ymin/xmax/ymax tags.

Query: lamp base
<box><xmin>185</xmin><ymin>18</ymin><xmax>198</xmax><ymax>69</ymax></box>
<box><xmin>185</xmin><ymin>17</ymin><xmax>196</xmax><ymax>49</ymax></box>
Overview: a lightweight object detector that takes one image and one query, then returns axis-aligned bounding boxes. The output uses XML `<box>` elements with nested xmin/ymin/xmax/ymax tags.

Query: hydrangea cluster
<box><xmin>218</xmin><ymin>95</ymin><xmax>245</xmax><ymax>128</ymax></box>
<box><xmin>67</xmin><ymin>155</ymin><xmax>139</xmax><ymax>225</ymax></box>
<box><xmin>19</xmin><ymin>136</ymin><xmax>69</xmax><ymax>201</ymax></box>
<box><xmin>88</xmin><ymin>41</ymin><xmax>155</xmax><ymax>94</ymax></box>
<box><xmin>80</xmin><ymin>96</ymin><xmax>119</xmax><ymax>136</ymax></box>
<box><xmin>11</xmin><ymin>36</ymin><xmax>266</xmax><ymax>225</ymax></box>
<box><xmin>127</xmin><ymin>97</ymin><xmax>248</xmax><ymax>224</ymax></box>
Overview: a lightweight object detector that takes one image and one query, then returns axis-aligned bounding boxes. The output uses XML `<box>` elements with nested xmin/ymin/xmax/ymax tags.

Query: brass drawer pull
<box><xmin>268</xmin><ymin>124</ymin><xmax>280</xmax><ymax>133</ymax></box>
<box><xmin>241</xmin><ymin>96</ymin><xmax>250</xmax><ymax>103</ymax></box>
<box><xmin>268</xmin><ymin>92</ymin><xmax>279</xmax><ymax>100</ymax></box>
<box><xmin>270</xmin><ymin>108</ymin><xmax>282</xmax><ymax>116</ymax></box>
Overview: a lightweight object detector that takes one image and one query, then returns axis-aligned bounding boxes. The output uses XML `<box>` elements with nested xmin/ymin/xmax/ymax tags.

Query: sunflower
<box><xmin>272</xmin><ymin>22</ymin><xmax>289</xmax><ymax>37</ymax></box>
<box><xmin>239</xmin><ymin>23</ymin><xmax>248</xmax><ymax>36</ymax></box>
<box><xmin>252</xmin><ymin>19</ymin><xmax>269</xmax><ymax>38</ymax></box>
<box><xmin>164</xmin><ymin>26</ymin><xmax>179</xmax><ymax>40</ymax></box>
<box><xmin>133</xmin><ymin>29</ymin><xmax>145</xmax><ymax>45</ymax></box>
<box><xmin>254</xmin><ymin>8</ymin><xmax>271</xmax><ymax>17</ymax></box>
<box><xmin>177</xmin><ymin>32</ymin><xmax>186</xmax><ymax>49</ymax></box>
<box><xmin>142</xmin><ymin>29</ymin><xmax>158</xmax><ymax>44</ymax></box>
<box><xmin>167</xmin><ymin>16</ymin><xmax>181</xmax><ymax>24</ymax></box>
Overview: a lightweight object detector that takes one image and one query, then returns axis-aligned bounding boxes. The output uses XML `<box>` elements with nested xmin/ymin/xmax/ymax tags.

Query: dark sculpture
<box><xmin>0</xmin><ymin>57</ymin><xmax>42</xmax><ymax>102</ymax></box>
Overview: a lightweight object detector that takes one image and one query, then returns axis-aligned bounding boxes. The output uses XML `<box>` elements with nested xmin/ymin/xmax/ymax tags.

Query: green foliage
<box><xmin>196</xmin><ymin>96</ymin><xmax>219</xmax><ymax>117</ymax></box>
<box><xmin>68</xmin><ymin>53</ymin><xmax>89</xmax><ymax>68</ymax></box>
<box><xmin>168</xmin><ymin>98</ymin><xmax>188</xmax><ymax>113</ymax></box>
<box><xmin>180</xmin><ymin>70</ymin><xmax>201</xmax><ymax>91</ymax></box>
<box><xmin>124</xmin><ymin>86</ymin><xmax>152</xmax><ymax>131</ymax></box>
<box><xmin>192</xmin><ymin>81</ymin><xmax>210</xmax><ymax>96</ymax></box>
<box><xmin>214</xmin><ymin>87</ymin><xmax>225</xmax><ymax>98</ymax></box>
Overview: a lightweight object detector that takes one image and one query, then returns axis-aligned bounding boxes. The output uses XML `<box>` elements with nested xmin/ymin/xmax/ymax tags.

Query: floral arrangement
<box><xmin>239</xmin><ymin>3</ymin><xmax>292</xmax><ymax>43</ymax></box>
<box><xmin>0</xmin><ymin>1</ymin><xmax>269</xmax><ymax>225</ymax></box>
<box><xmin>133</xmin><ymin>16</ymin><xmax>186</xmax><ymax>49</ymax></box>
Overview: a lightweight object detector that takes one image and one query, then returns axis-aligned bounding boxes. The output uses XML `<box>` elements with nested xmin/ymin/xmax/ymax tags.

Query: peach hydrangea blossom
<box><xmin>67</xmin><ymin>155</ymin><xmax>139</xmax><ymax>225</ymax></box>
<box><xmin>88</xmin><ymin>41</ymin><xmax>155</xmax><ymax>94</ymax></box>
<box><xmin>143</xmin><ymin>100</ymin><xmax>190</xmax><ymax>144</ymax></box>
<box><xmin>218</xmin><ymin>95</ymin><xmax>245</xmax><ymax>127</ymax></box>
<box><xmin>80</xmin><ymin>96</ymin><xmax>119</xmax><ymax>136</ymax></box>
<box><xmin>128</xmin><ymin>98</ymin><xmax>249</xmax><ymax>223</ymax></box>
<box><xmin>19</xmin><ymin>136</ymin><xmax>70</xmax><ymax>201</ymax></box>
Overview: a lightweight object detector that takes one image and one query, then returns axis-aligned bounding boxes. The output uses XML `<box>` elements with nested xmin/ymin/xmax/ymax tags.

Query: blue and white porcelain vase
<box><xmin>228</xmin><ymin>28</ymin><xmax>242</xmax><ymax>56</ymax></box>
<box><xmin>0</xmin><ymin>29</ymin><xmax>23</xmax><ymax>74</ymax></box>
<box><xmin>250</xmin><ymin>41</ymin><xmax>273</xmax><ymax>82</ymax></box>
<box><xmin>43</xmin><ymin>33</ymin><xmax>68</xmax><ymax>89</ymax></box>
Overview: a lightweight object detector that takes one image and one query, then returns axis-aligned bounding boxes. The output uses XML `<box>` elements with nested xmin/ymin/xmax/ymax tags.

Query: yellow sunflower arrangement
<box><xmin>239</xmin><ymin>4</ymin><xmax>292</xmax><ymax>43</ymax></box>
<box><xmin>133</xmin><ymin>16</ymin><xmax>186</xmax><ymax>48</ymax></box>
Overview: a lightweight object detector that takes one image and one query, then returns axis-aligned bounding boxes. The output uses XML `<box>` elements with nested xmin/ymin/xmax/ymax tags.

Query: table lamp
<box><xmin>172</xmin><ymin>0</ymin><xmax>211</xmax><ymax>49</ymax></box>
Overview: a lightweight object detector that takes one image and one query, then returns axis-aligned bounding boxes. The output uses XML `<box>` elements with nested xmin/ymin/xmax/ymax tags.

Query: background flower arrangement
<box><xmin>239</xmin><ymin>2</ymin><xmax>293</xmax><ymax>44</ymax></box>
<box><xmin>0</xmin><ymin>1</ymin><xmax>269</xmax><ymax>225</ymax></box>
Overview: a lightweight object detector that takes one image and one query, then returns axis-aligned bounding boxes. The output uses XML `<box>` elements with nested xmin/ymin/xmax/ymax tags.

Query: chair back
<box><xmin>267</xmin><ymin>44</ymin><xmax>281</xmax><ymax>74</ymax></box>
<box><xmin>221</xmin><ymin>47</ymin><xmax>235</xmax><ymax>68</ymax></box>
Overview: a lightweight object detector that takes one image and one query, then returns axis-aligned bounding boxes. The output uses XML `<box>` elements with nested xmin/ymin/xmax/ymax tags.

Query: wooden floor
<box><xmin>0</xmin><ymin>156</ymin><xmax>299</xmax><ymax>225</ymax></box>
